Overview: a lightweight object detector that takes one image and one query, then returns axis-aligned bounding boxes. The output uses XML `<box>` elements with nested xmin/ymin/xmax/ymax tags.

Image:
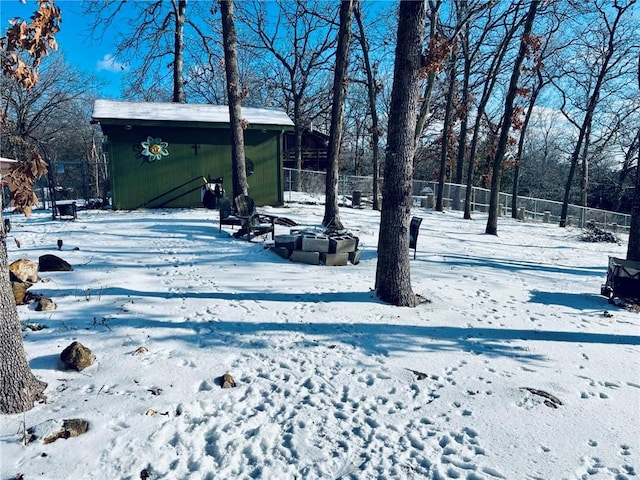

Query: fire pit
<box><xmin>271</xmin><ymin>229</ymin><xmax>360</xmax><ymax>266</ymax></box>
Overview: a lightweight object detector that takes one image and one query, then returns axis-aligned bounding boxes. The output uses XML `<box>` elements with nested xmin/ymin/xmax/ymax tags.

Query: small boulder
<box><xmin>9</xmin><ymin>259</ymin><xmax>39</xmax><ymax>283</ymax></box>
<box><xmin>11</xmin><ymin>280</ymin><xmax>33</xmax><ymax>305</ymax></box>
<box><xmin>60</xmin><ymin>342</ymin><xmax>95</xmax><ymax>371</ymax></box>
<box><xmin>39</xmin><ymin>254</ymin><xmax>73</xmax><ymax>272</ymax></box>
<box><xmin>28</xmin><ymin>418</ymin><xmax>89</xmax><ymax>444</ymax></box>
<box><xmin>35</xmin><ymin>297</ymin><xmax>57</xmax><ymax>311</ymax></box>
<box><xmin>220</xmin><ymin>373</ymin><xmax>237</xmax><ymax>389</ymax></box>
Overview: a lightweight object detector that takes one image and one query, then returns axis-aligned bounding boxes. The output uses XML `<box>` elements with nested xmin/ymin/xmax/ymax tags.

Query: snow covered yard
<box><xmin>1</xmin><ymin>195</ymin><xmax>638</xmax><ymax>480</ymax></box>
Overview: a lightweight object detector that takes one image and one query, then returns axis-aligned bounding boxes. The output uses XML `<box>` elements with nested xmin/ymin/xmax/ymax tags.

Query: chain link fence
<box><xmin>28</xmin><ymin>162</ymin><xmax>629</xmax><ymax>233</ymax></box>
<box><xmin>284</xmin><ymin>168</ymin><xmax>632</xmax><ymax>233</ymax></box>
<box><xmin>33</xmin><ymin>161</ymin><xmax>110</xmax><ymax>210</ymax></box>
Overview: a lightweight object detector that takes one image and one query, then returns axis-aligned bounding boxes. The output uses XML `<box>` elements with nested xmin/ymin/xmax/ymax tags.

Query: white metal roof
<box><xmin>92</xmin><ymin>100</ymin><xmax>294</xmax><ymax>127</ymax></box>
<box><xmin>0</xmin><ymin>157</ymin><xmax>18</xmax><ymax>164</ymax></box>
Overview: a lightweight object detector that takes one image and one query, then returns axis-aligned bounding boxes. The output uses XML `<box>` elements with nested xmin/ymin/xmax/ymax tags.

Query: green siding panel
<box><xmin>104</xmin><ymin>124</ymin><xmax>285</xmax><ymax>209</ymax></box>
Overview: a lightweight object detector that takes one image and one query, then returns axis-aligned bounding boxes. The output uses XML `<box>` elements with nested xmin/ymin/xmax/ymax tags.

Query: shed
<box><xmin>283</xmin><ymin>129</ymin><xmax>329</xmax><ymax>172</ymax></box>
<box><xmin>91</xmin><ymin>100</ymin><xmax>294</xmax><ymax>210</ymax></box>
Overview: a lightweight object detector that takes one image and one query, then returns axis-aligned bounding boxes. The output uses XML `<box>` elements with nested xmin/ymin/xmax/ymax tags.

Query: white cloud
<box><xmin>97</xmin><ymin>54</ymin><xmax>126</xmax><ymax>72</ymax></box>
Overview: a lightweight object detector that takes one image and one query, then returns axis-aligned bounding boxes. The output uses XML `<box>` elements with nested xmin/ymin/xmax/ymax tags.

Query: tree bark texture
<box><xmin>413</xmin><ymin>1</ymin><xmax>442</xmax><ymax>149</ymax></box>
<box><xmin>486</xmin><ymin>0</ymin><xmax>539</xmax><ymax>236</ymax></box>
<box><xmin>629</xmin><ymin>53</ymin><xmax>640</xmax><ymax>261</ymax></box>
<box><xmin>436</xmin><ymin>52</ymin><xmax>457</xmax><ymax>212</ymax></box>
<box><xmin>511</xmin><ymin>71</ymin><xmax>543</xmax><ymax>218</ymax></box>
<box><xmin>628</xmin><ymin>149</ymin><xmax>640</xmax><ymax>261</ymax></box>
<box><xmin>221</xmin><ymin>0</ymin><xmax>248</xmax><ymax>199</ymax></box>
<box><xmin>0</xmin><ymin>210</ymin><xmax>47</xmax><ymax>414</ymax></box>
<box><xmin>354</xmin><ymin>4</ymin><xmax>381</xmax><ymax>211</ymax></box>
<box><xmin>322</xmin><ymin>0</ymin><xmax>354</xmax><ymax>230</ymax></box>
<box><xmin>172</xmin><ymin>0</ymin><xmax>187</xmax><ymax>103</ymax></box>
<box><xmin>463</xmin><ymin>5</ymin><xmax>522</xmax><ymax>220</ymax></box>
<box><xmin>375</xmin><ymin>0</ymin><xmax>426</xmax><ymax>307</ymax></box>
<box><xmin>455</xmin><ymin>42</ymin><xmax>471</xmax><ymax>186</ymax></box>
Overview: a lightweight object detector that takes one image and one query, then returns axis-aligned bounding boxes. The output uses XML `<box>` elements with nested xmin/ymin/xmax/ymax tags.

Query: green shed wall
<box><xmin>103</xmin><ymin>124</ymin><xmax>284</xmax><ymax>209</ymax></box>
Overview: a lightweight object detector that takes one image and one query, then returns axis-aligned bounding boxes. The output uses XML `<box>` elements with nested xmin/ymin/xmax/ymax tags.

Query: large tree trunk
<box><xmin>221</xmin><ymin>0</ymin><xmax>248</xmax><ymax>199</ymax></box>
<box><xmin>628</xmin><ymin>151</ymin><xmax>640</xmax><ymax>261</ymax></box>
<box><xmin>486</xmin><ymin>0</ymin><xmax>539</xmax><ymax>236</ymax></box>
<box><xmin>172</xmin><ymin>0</ymin><xmax>187</xmax><ymax>103</ymax></box>
<box><xmin>1</xmin><ymin>0</ymin><xmax>55</xmax><ymax>415</ymax></box>
<box><xmin>629</xmin><ymin>53</ymin><xmax>640</xmax><ymax>261</ymax></box>
<box><xmin>293</xmin><ymin>98</ymin><xmax>303</xmax><ymax>192</ymax></box>
<box><xmin>375</xmin><ymin>0</ymin><xmax>426</xmax><ymax>307</ymax></box>
<box><xmin>323</xmin><ymin>0</ymin><xmax>354</xmax><ymax>230</ymax></box>
<box><xmin>1</xmin><ymin>208</ymin><xmax>47</xmax><ymax>414</ymax></box>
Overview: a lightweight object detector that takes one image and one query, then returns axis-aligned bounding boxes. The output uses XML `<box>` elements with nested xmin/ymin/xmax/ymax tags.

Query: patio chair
<box><xmin>218</xmin><ymin>197</ymin><xmax>242</xmax><ymax>234</ymax></box>
<box><xmin>232</xmin><ymin>194</ymin><xmax>275</xmax><ymax>241</ymax></box>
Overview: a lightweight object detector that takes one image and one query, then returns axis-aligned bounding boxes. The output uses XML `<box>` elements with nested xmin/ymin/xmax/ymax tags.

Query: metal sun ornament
<box><xmin>141</xmin><ymin>136</ymin><xmax>169</xmax><ymax>162</ymax></box>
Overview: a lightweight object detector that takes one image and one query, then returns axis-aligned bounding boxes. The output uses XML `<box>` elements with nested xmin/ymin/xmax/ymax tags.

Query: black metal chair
<box><xmin>409</xmin><ymin>216</ymin><xmax>423</xmax><ymax>259</ymax></box>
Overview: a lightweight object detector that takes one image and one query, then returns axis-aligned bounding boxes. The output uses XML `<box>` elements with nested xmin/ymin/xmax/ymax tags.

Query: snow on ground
<box><xmin>1</xmin><ymin>193</ymin><xmax>638</xmax><ymax>480</ymax></box>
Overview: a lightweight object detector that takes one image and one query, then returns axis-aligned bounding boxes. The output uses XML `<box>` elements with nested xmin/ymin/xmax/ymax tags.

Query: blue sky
<box><xmin>1</xmin><ymin>0</ymin><xmax>126</xmax><ymax>98</ymax></box>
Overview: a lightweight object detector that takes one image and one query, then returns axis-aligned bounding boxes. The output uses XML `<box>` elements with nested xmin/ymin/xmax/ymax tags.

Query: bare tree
<box><xmin>486</xmin><ymin>0</ymin><xmax>540</xmax><ymax>235</ymax></box>
<box><xmin>220</xmin><ymin>0</ymin><xmax>248</xmax><ymax>199</ymax></box>
<box><xmin>628</xmin><ymin>52</ymin><xmax>640</xmax><ymax>261</ymax></box>
<box><xmin>173</xmin><ymin>0</ymin><xmax>187</xmax><ymax>102</ymax></box>
<box><xmin>462</xmin><ymin>2</ymin><xmax>524</xmax><ymax>219</ymax></box>
<box><xmin>0</xmin><ymin>0</ymin><xmax>61</xmax><ymax>414</ymax></box>
<box><xmin>414</xmin><ymin>0</ymin><xmax>444</xmax><ymax>149</ymax></box>
<box><xmin>509</xmin><ymin>8</ymin><xmax>564</xmax><ymax>218</ymax></box>
<box><xmin>414</xmin><ymin>1</ymin><xmax>492</xmax><ymax>148</ymax></box>
<box><xmin>82</xmin><ymin>0</ymin><xmax>209</xmax><ymax>102</ymax></box>
<box><xmin>353</xmin><ymin>3</ymin><xmax>382</xmax><ymax>210</ymax></box>
<box><xmin>1</xmin><ymin>54</ymin><xmax>100</xmax><ymax>145</ymax></box>
<box><xmin>237</xmin><ymin>0</ymin><xmax>337</xmax><ymax>191</ymax></box>
<box><xmin>435</xmin><ymin>50</ymin><xmax>457</xmax><ymax>212</ymax></box>
<box><xmin>553</xmin><ymin>0</ymin><xmax>637</xmax><ymax>227</ymax></box>
<box><xmin>375</xmin><ymin>0</ymin><xmax>427</xmax><ymax>307</ymax></box>
<box><xmin>453</xmin><ymin>0</ymin><xmax>472</xmax><ymax>186</ymax></box>
<box><xmin>2</xmin><ymin>54</ymin><xmax>103</xmax><ymax>212</ymax></box>
<box><xmin>509</xmin><ymin>67</ymin><xmax>544</xmax><ymax>219</ymax></box>
<box><xmin>322</xmin><ymin>0</ymin><xmax>354</xmax><ymax>230</ymax></box>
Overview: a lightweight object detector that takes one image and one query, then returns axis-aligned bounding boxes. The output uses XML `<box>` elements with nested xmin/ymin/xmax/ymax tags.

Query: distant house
<box><xmin>0</xmin><ymin>157</ymin><xmax>17</xmax><ymax>177</ymax></box>
<box><xmin>283</xmin><ymin>129</ymin><xmax>330</xmax><ymax>172</ymax></box>
<box><xmin>91</xmin><ymin>100</ymin><xmax>294</xmax><ymax>210</ymax></box>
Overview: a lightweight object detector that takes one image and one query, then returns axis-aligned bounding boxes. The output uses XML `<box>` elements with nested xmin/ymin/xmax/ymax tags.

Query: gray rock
<box><xmin>28</xmin><ymin>418</ymin><xmax>90</xmax><ymax>444</ymax></box>
<box><xmin>39</xmin><ymin>254</ymin><xmax>73</xmax><ymax>272</ymax></box>
<box><xmin>60</xmin><ymin>342</ymin><xmax>95</xmax><ymax>371</ymax></box>
<box><xmin>36</xmin><ymin>297</ymin><xmax>57</xmax><ymax>311</ymax></box>
<box><xmin>11</xmin><ymin>280</ymin><xmax>33</xmax><ymax>305</ymax></box>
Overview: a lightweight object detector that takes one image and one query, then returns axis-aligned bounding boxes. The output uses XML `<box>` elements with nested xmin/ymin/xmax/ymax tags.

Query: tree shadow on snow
<box><xmin>122</xmin><ymin>318</ymin><xmax>640</xmax><ymax>364</ymax></box>
<box><xmin>528</xmin><ymin>291</ymin><xmax>608</xmax><ymax>310</ymax></box>
<box><xmin>419</xmin><ymin>253</ymin><xmax>605</xmax><ymax>279</ymax></box>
